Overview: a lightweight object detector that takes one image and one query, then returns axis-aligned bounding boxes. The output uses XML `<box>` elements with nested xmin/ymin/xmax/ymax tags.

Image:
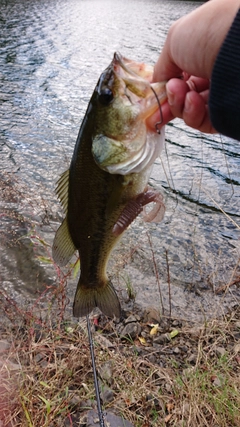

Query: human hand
<box><xmin>150</xmin><ymin>75</ymin><xmax>216</xmax><ymax>134</ymax></box>
<box><xmin>149</xmin><ymin>0</ymin><xmax>240</xmax><ymax>133</ymax></box>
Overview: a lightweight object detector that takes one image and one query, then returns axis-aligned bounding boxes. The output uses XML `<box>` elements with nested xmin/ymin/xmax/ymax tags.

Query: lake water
<box><xmin>0</xmin><ymin>0</ymin><xmax>239</xmax><ymax>321</ymax></box>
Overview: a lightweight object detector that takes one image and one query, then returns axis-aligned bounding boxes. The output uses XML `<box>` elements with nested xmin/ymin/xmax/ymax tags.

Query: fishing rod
<box><xmin>86</xmin><ymin>314</ymin><xmax>105</xmax><ymax>427</ymax></box>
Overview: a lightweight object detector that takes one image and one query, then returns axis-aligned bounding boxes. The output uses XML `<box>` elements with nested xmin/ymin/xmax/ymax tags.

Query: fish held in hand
<box><xmin>52</xmin><ymin>52</ymin><xmax>166</xmax><ymax>319</ymax></box>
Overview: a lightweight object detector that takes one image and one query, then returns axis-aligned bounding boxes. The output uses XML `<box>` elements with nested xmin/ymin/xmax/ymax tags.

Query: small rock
<box><xmin>153</xmin><ymin>333</ymin><xmax>171</xmax><ymax>345</ymax></box>
<box><xmin>0</xmin><ymin>340</ymin><xmax>10</xmax><ymax>354</ymax></box>
<box><xmin>132</xmin><ymin>346</ymin><xmax>142</xmax><ymax>356</ymax></box>
<box><xmin>125</xmin><ymin>314</ymin><xmax>140</xmax><ymax>324</ymax></box>
<box><xmin>101</xmin><ymin>386</ymin><xmax>114</xmax><ymax>404</ymax></box>
<box><xmin>165</xmin><ymin>382</ymin><xmax>172</xmax><ymax>392</ymax></box>
<box><xmin>68</xmin><ymin>393</ymin><xmax>82</xmax><ymax>408</ymax></box>
<box><xmin>143</xmin><ymin>306</ymin><xmax>161</xmax><ymax>324</ymax></box>
<box><xmin>234</xmin><ymin>332</ymin><xmax>240</xmax><ymax>340</ymax></box>
<box><xmin>148</xmin><ymin>355</ymin><xmax>156</xmax><ymax>364</ymax></box>
<box><xmin>121</xmin><ymin>322</ymin><xmax>141</xmax><ymax>340</ymax></box>
<box><xmin>211</xmin><ymin>375</ymin><xmax>223</xmax><ymax>387</ymax></box>
<box><xmin>116</xmin><ymin>323</ymin><xmax>125</xmax><ymax>335</ymax></box>
<box><xmin>179</xmin><ymin>345</ymin><xmax>188</xmax><ymax>353</ymax></box>
<box><xmin>99</xmin><ymin>361</ymin><xmax>113</xmax><ymax>386</ymax></box>
<box><xmin>187</xmin><ymin>326</ymin><xmax>204</xmax><ymax>339</ymax></box>
<box><xmin>0</xmin><ymin>359</ymin><xmax>20</xmax><ymax>371</ymax></box>
<box><xmin>79</xmin><ymin>399</ymin><xmax>94</xmax><ymax>411</ymax></box>
<box><xmin>34</xmin><ymin>352</ymin><xmax>45</xmax><ymax>364</ymax></box>
<box><xmin>95</xmin><ymin>333</ymin><xmax>115</xmax><ymax>349</ymax></box>
<box><xmin>215</xmin><ymin>346</ymin><xmax>226</xmax><ymax>357</ymax></box>
<box><xmin>187</xmin><ymin>353</ymin><xmax>197</xmax><ymax>365</ymax></box>
<box><xmin>86</xmin><ymin>410</ymin><xmax>134</xmax><ymax>427</ymax></box>
<box><xmin>140</xmin><ymin>330</ymin><xmax>149</xmax><ymax>339</ymax></box>
<box><xmin>159</xmin><ymin>318</ymin><xmax>170</xmax><ymax>330</ymax></box>
<box><xmin>172</xmin><ymin>320</ymin><xmax>181</xmax><ymax>327</ymax></box>
<box><xmin>233</xmin><ymin>343</ymin><xmax>240</xmax><ymax>354</ymax></box>
<box><xmin>146</xmin><ymin>393</ymin><xmax>154</xmax><ymax>401</ymax></box>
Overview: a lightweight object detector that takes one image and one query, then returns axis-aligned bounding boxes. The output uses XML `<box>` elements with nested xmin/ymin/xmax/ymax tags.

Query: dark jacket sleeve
<box><xmin>209</xmin><ymin>8</ymin><xmax>240</xmax><ymax>141</ymax></box>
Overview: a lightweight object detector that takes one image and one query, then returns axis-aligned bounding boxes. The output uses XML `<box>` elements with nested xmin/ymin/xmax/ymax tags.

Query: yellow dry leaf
<box><xmin>138</xmin><ymin>336</ymin><xmax>147</xmax><ymax>346</ymax></box>
<box><xmin>150</xmin><ymin>324</ymin><xmax>159</xmax><ymax>336</ymax></box>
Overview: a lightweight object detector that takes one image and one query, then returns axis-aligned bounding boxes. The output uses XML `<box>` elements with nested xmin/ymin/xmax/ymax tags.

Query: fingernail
<box><xmin>166</xmin><ymin>85</ymin><xmax>174</xmax><ymax>106</ymax></box>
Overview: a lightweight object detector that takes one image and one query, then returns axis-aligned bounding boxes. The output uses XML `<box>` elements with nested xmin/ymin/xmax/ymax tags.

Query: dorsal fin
<box><xmin>55</xmin><ymin>169</ymin><xmax>69</xmax><ymax>214</ymax></box>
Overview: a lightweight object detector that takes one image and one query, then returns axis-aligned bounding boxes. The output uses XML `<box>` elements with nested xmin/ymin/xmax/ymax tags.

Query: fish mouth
<box><xmin>97</xmin><ymin>52</ymin><xmax>166</xmax><ymax>114</ymax></box>
<box><xmin>113</xmin><ymin>52</ymin><xmax>153</xmax><ymax>82</ymax></box>
<box><xmin>112</xmin><ymin>52</ymin><xmax>167</xmax><ymax>119</ymax></box>
<box><xmin>112</xmin><ymin>52</ymin><xmax>146</xmax><ymax>78</ymax></box>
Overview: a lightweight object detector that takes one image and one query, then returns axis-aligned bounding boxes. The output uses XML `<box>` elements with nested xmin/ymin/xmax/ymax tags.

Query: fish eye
<box><xmin>98</xmin><ymin>88</ymin><xmax>114</xmax><ymax>106</ymax></box>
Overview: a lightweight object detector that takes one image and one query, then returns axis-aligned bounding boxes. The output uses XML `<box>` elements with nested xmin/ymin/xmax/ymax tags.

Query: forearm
<box><xmin>209</xmin><ymin>8</ymin><xmax>240</xmax><ymax>140</ymax></box>
<box><xmin>153</xmin><ymin>0</ymin><xmax>240</xmax><ymax>82</ymax></box>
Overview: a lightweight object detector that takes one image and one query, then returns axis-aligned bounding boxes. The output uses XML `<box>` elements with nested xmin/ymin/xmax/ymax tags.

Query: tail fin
<box><xmin>73</xmin><ymin>280</ymin><xmax>121</xmax><ymax>319</ymax></box>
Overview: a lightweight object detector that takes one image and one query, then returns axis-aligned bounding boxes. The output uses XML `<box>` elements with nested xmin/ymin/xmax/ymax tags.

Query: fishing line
<box><xmin>162</xmin><ymin>138</ymin><xmax>177</xmax><ymax>204</ymax></box>
<box><xmin>86</xmin><ymin>314</ymin><xmax>105</xmax><ymax>427</ymax></box>
<box><xmin>150</xmin><ymin>85</ymin><xmax>178</xmax><ymax>208</ymax></box>
<box><xmin>219</xmin><ymin>133</ymin><xmax>234</xmax><ymax>198</ymax></box>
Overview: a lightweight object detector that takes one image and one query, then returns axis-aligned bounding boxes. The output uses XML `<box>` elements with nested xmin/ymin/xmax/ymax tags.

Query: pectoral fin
<box><xmin>52</xmin><ymin>218</ymin><xmax>76</xmax><ymax>266</ymax></box>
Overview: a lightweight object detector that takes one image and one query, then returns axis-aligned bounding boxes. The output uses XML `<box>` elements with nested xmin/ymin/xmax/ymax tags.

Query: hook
<box><xmin>150</xmin><ymin>85</ymin><xmax>163</xmax><ymax>134</ymax></box>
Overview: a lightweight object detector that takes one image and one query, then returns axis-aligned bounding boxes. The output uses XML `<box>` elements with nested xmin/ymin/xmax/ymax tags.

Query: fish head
<box><xmin>92</xmin><ymin>52</ymin><xmax>166</xmax><ymax>175</ymax></box>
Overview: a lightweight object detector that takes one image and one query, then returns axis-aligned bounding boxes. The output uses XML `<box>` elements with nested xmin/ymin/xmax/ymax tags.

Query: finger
<box><xmin>187</xmin><ymin>76</ymin><xmax>210</xmax><ymax>93</ymax></box>
<box><xmin>183</xmin><ymin>91</ymin><xmax>217</xmax><ymax>133</ymax></box>
<box><xmin>147</xmin><ymin>101</ymin><xmax>174</xmax><ymax>131</ymax></box>
<box><xmin>199</xmin><ymin>89</ymin><xmax>209</xmax><ymax>104</ymax></box>
<box><xmin>166</xmin><ymin>78</ymin><xmax>189</xmax><ymax>118</ymax></box>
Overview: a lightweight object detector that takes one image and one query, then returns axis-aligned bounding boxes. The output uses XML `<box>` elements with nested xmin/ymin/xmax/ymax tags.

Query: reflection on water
<box><xmin>0</xmin><ymin>0</ymin><xmax>239</xmax><ymax>316</ymax></box>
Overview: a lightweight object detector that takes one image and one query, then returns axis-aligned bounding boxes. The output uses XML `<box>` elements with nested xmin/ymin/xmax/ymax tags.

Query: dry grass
<box><xmin>0</xmin><ymin>174</ymin><xmax>239</xmax><ymax>426</ymax></box>
<box><xmin>0</xmin><ymin>281</ymin><xmax>239</xmax><ymax>427</ymax></box>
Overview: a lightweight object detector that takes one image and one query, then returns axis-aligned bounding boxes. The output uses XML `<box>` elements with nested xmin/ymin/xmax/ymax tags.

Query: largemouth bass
<box><xmin>52</xmin><ymin>52</ymin><xmax>166</xmax><ymax>318</ymax></box>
